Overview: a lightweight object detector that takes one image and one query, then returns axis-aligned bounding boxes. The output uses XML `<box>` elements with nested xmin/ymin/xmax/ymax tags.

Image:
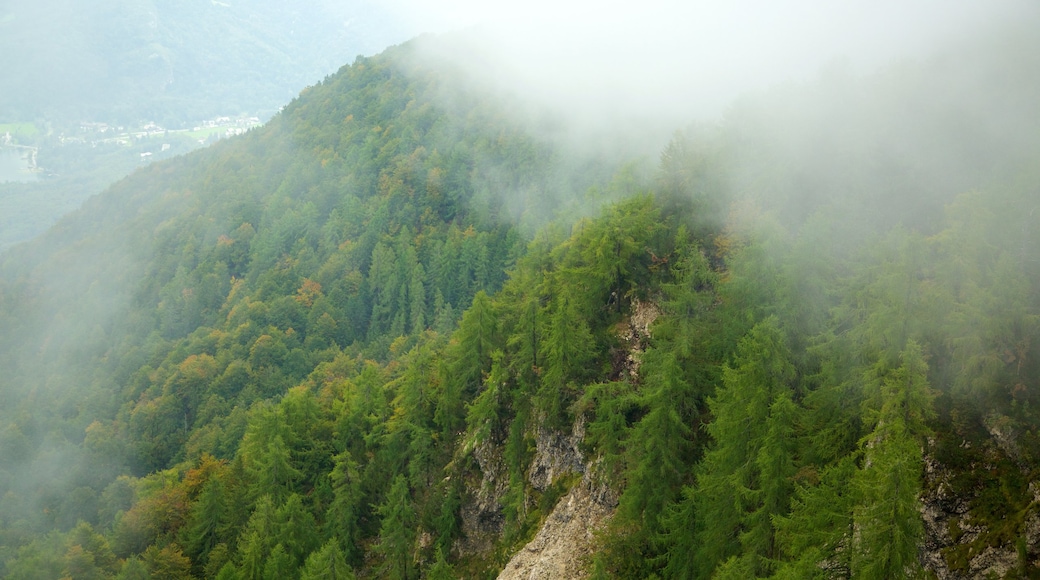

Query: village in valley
<box><xmin>67</xmin><ymin>114</ymin><xmax>264</xmax><ymax>158</ymax></box>
<box><xmin>0</xmin><ymin>113</ymin><xmax>265</xmax><ymax>182</ymax></box>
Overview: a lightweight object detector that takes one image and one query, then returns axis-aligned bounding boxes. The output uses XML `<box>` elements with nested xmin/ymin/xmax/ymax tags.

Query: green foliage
<box><xmin>300</xmin><ymin>541</ymin><xmax>355</xmax><ymax>580</ymax></box>
<box><xmin>668</xmin><ymin>317</ymin><xmax>795</xmax><ymax>578</ymax></box>
<box><xmin>850</xmin><ymin>342</ymin><xmax>934</xmax><ymax>580</ymax></box>
<box><xmin>5</xmin><ymin>25</ymin><xmax>1040</xmax><ymax>580</ymax></box>
<box><xmin>374</xmin><ymin>475</ymin><xmax>417</xmax><ymax>580</ymax></box>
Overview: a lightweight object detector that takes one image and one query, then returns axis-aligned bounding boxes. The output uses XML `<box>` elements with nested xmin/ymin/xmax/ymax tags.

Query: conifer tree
<box><xmin>261</xmin><ymin>544</ymin><xmax>294</xmax><ymax>580</ymax></box>
<box><xmin>738</xmin><ymin>391</ymin><xmax>797</xmax><ymax>575</ymax></box>
<box><xmin>772</xmin><ymin>456</ymin><xmax>858</xmax><ymax>578</ymax></box>
<box><xmin>851</xmin><ymin>340</ymin><xmax>933</xmax><ymax>579</ymax></box>
<box><xmin>436</xmin><ymin>290</ymin><xmax>497</xmax><ymax>437</ymax></box>
<box><xmin>254</xmin><ymin>434</ymin><xmax>300</xmax><ymax>502</ymax></box>
<box><xmin>616</xmin><ymin>349</ymin><xmax>691</xmax><ymax>534</ymax></box>
<box><xmin>277</xmin><ymin>493</ymin><xmax>319</xmax><ymax>568</ymax></box>
<box><xmin>374</xmin><ymin>475</ymin><xmax>416</xmax><ymax>580</ymax></box>
<box><xmin>117</xmin><ymin>556</ymin><xmax>150</xmax><ymax>580</ymax></box>
<box><xmin>425</xmin><ymin>550</ymin><xmax>457</xmax><ymax>580</ymax></box>
<box><xmin>238</xmin><ymin>495</ymin><xmax>277</xmax><ymax>580</ymax></box>
<box><xmin>667</xmin><ymin>317</ymin><xmax>794</xmax><ymax>578</ymax></box>
<box><xmin>408</xmin><ymin>262</ymin><xmax>427</xmax><ymax>334</ymax></box>
<box><xmin>300</xmin><ymin>541</ymin><xmax>355</xmax><ymax>580</ymax></box>
<box><xmin>213</xmin><ymin>562</ymin><xmax>242</xmax><ymax>580</ymax></box>
<box><xmin>537</xmin><ymin>291</ymin><xmax>595</xmax><ymax>426</ymax></box>
<box><xmin>326</xmin><ymin>451</ymin><xmax>363</xmax><ymax>564</ymax></box>
<box><xmin>186</xmin><ymin>475</ymin><xmax>228</xmax><ymax>564</ymax></box>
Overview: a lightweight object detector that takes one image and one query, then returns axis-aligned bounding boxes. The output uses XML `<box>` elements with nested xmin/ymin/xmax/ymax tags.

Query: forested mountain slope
<box><xmin>2</xmin><ymin>21</ymin><xmax>1040</xmax><ymax>580</ymax></box>
<box><xmin>0</xmin><ymin>0</ymin><xmax>404</xmax><ymax>124</ymax></box>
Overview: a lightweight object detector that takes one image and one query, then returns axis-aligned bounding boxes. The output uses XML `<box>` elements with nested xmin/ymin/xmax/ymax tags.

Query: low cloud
<box><xmin>385</xmin><ymin>0</ymin><xmax>1036</xmax><ymax>125</ymax></box>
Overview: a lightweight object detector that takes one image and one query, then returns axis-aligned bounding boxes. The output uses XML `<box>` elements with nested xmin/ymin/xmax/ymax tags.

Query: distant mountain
<box><xmin>0</xmin><ymin>0</ymin><xmax>408</xmax><ymax>125</ymax></box>
<box><xmin>2</xmin><ymin>18</ymin><xmax>1040</xmax><ymax>580</ymax></box>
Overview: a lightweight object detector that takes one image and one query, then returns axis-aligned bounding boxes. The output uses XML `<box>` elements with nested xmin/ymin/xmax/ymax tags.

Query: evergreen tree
<box><xmin>616</xmin><ymin>349</ymin><xmax>691</xmax><ymax>536</ymax></box>
<box><xmin>408</xmin><ymin>262</ymin><xmax>427</xmax><ymax>334</ymax></box>
<box><xmin>238</xmin><ymin>495</ymin><xmax>278</xmax><ymax>580</ymax></box>
<box><xmin>738</xmin><ymin>391</ymin><xmax>797</xmax><ymax>576</ymax></box>
<box><xmin>116</xmin><ymin>556</ymin><xmax>150</xmax><ymax>580</ymax></box>
<box><xmin>255</xmin><ymin>433</ymin><xmax>300</xmax><ymax>502</ymax></box>
<box><xmin>214</xmin><ymin>562</ymin><xmax>242</xmax><ymax>580</ymax></box>
<box><xmin>425</xmin><ymin>550</ymin><xmax>457</xmax><ymax>580</ymax></box>
<box><xmin>435</xmin><ymin>290</ymin><xmax>497</xmax><ymax>437</ymax></box>
<box><xmin>772</xmin><ymin>456</ymin><xmax>858</xmax><ymax>578</ymax></box>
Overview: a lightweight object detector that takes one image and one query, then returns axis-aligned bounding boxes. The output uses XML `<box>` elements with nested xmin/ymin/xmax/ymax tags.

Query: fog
<box><xmin>389</xmin><ymin>0</ymin><xmax>1036</xmax><ymax>123</ymax></box>
<box><xmin>2</xmin><ymin>1</ymin><xmax>1040</xmax><ymax>575</ymax></box>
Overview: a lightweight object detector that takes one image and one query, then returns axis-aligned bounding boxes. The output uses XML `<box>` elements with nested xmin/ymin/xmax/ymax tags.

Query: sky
<box><xmin>376</xmin><ymin>0</ymin><xmax>1036</xmax><ymax>122</ymax></box>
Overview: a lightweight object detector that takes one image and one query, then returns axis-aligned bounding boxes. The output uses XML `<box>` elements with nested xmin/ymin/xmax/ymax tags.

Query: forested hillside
<box><xmin>2</xmin><ymin>21</ymin><xmax>1040</xmax><ymax>580</ymax></box>
<box><xmin>0</xmin><ymin>0</ymin><xmax>403</xmax><ymax>125</ymax></box>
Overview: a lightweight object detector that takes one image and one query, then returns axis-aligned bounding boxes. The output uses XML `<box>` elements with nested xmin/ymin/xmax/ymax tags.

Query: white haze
<box><xmin>381</xmin><ymin>0</ymin><xmax>1035</xmax><ymax>125</ymax></box>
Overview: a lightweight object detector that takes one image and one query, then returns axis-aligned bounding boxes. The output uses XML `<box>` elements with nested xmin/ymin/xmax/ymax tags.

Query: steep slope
<box><xmin>3</xmin><ymin>17</ymin><xmax>1040</xmax><ymax>580</ymax></box>
<box><xmin>0</xmin><ymin>0</ymin><xmax>405</xmax><ymax>124</ymax></box>
<box><xmin>0</xmin><ymin>37</ymin><xmax>627</xmax><ymax>577</ymax></box>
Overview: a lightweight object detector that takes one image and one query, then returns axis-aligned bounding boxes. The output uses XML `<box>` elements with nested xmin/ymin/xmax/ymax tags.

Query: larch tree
<box><xmin>851</xmin><ymin>340</ymin><xmax>934</xmax><ymax>579</ymax></box>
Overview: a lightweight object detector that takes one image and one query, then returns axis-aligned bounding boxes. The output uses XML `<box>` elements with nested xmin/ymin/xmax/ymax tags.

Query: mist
<box><xmin>392</xmin><ymin>0</ymin><xmax>1036</xmax><ymax>123</ymax></box>
<box><xmin>2</xmin><ymin>1</ymin><xmax>1040</xmax><ymax>577</ymax></box>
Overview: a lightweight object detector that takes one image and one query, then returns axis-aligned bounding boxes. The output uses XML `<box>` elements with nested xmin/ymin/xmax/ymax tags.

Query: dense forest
<box><xmin>2</xmin><ymin>20</ymin><xmax>1040</xmax><ymax>580</ymax></box>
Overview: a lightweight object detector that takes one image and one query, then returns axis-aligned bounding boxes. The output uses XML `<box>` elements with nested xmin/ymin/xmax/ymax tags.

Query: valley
<box><xmin>1</xmin><ymin>5</ymin><xmax>1039</xmax><ymax>580</ymax></box>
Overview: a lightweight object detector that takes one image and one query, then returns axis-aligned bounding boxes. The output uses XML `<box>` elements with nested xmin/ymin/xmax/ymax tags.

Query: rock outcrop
<box><xmin>920</xmin><ymin>430</ymin><xmax>1040</xmax><ymax>579</ymax></box>
<box><xmin>497</xmin><ymin>474</ymin><xmax>616</xmax><ymax>580</ymax></box>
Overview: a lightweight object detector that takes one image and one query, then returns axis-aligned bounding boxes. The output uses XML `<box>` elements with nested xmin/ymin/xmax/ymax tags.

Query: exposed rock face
<box><xmin>497</xmin><ymin>474</ymin><xmax>616</xmax><ymax>580</ymax></box>
<box><xmin>529</xmin><ymin>420</ymin><xmax>586</xmax><ymax>492</ymax></box>
<box><xmin>610</xmin><ymin>299</ymin><xmax>659</xmax><ymax>381</ymax></box>
<box><xmin>920</xmin><ymin>434</ymin><xmax>1040</xmax><ymax>579</ymax></box>
<box><xmin>459</xmin><ymin>303</ymin><xmax>652</xmax><ymax>574</ymax></box>
<box><xmin>496</xmin><ymin>407</ymin><xmax>618</xmax><ymax>578</ymax></box>
<box><xmin>457</xmin><ymin>438</ymin><xmax>508</xmax><ymax>556</ymax></box>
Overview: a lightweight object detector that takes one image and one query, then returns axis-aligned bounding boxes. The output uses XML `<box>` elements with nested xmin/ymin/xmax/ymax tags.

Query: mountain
<box><xmin>0</xmin><ymin>0</ymin><xmax>406</xmax><ymax>125</ymax></box>
<box><xmin>2</xmin><ymin>20</ymin><xmax>1040</xmax><ymax>579</ymax></box>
